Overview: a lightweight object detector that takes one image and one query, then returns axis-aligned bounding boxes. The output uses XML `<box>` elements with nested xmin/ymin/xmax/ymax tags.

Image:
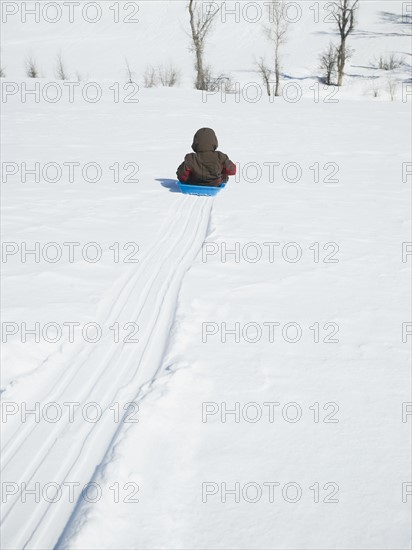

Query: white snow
<box><xmin>1</xmin><ymin>1</ymin><xmax>411</xmax><ymax>549</ymax></box>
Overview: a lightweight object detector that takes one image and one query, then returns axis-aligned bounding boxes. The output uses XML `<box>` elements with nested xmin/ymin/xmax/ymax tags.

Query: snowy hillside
<box><xmin>1</xmin><ymin>0</ymin><xmax>411</xmax><ymax>98</ymax></box>
<box><xmin>1</xmin><ymin>1</ymin><xmax>411</xmax><ymax>549</ymax></box>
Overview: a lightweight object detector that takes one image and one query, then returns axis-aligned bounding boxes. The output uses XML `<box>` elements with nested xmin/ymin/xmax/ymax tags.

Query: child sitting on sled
<box><xmin>176</xmin><ymin>128</ymin><xmax>236</xmax><ymax>187</ymax></box>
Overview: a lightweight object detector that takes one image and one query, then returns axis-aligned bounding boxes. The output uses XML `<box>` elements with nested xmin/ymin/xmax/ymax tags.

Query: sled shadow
<box><xmin>156</xmin><ymin>178</ymin><xmax>181</xmax><ymax>193</ymax></box>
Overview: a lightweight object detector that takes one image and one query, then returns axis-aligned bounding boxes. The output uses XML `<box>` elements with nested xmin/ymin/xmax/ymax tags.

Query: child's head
<box><xmin>192</xmin><ymin>128</ymin><xmax>218</xmax><ymax>153</ymax></box>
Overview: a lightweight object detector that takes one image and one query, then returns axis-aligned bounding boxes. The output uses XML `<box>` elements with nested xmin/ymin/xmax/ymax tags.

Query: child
<box><xmin>177</xmin><ymin>128</ymin><xmax>236</xmax><ymax>187</ymax></box>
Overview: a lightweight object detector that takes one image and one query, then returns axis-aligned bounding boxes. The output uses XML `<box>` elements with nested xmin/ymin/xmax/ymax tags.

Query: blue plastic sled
<box><xmin>177</xmin><ymin>181</ymin><xmax>226</xmax><ymax>196</ymax></box>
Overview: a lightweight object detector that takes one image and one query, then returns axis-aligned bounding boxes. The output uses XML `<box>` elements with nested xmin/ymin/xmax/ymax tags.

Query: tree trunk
<box><xmin>195</xmin><ymin>44</ymin><xmax>204</xmax><ymax>89</ymax></box>
<box><xmin>189</xmin><ymin>1</ymin><xmax>204</xmax><ymax>90</ymax></box>
<box><xmin>337</xmin><ymin>37</ymin><xmax>346</xmax><ymax>86</ymax></box>
<box><xmin>274</xmin><ymin>44</ymin><xmax>280</xmax><ymax>96</ymax></box>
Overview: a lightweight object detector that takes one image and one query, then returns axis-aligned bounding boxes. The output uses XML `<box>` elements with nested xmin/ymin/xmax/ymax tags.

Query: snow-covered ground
<box><xmin>1</xmin><ymin>1</ymin><xmax>411</xmax><ymax>549</ymax></box>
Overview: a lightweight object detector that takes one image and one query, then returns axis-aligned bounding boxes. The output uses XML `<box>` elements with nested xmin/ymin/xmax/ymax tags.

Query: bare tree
<box><xmin>143</xmin><ymin>65</ymin><xmax>159</xmax><ymax>88</ymax></box>
<box><xmin>221</xmin><ymin>74</ymin><xmax>237</xmax><ymax>94</ymax></box>
<box><xmin>256</xmin><ymin>57</ymin><xmax>272</xmax><ymax>96</ymax></box>
<box><xmin>387</xmin><ymin>77</ymin><xmax>398</xmax><ymax>101</ymax></box>
<box><xmin>370</xmin><ymin>77</ymin><xmax>380</xmax><ymax>98</ymax></box>
<box><xmin>188</xmin><ymin>0</ymin><xmax>220</xmax><ymax>90</ymax></box>
<box><xmin>205</xmin><ymin>73</ymin><xmax>234</xmax><ymax>93</ymax></box>
<box><xmin>26</xmin><ymin>55</ymin><xmax>39</xmax><ymax>78</ymax></box>
<box><xmin>377</xmin><ymin>53</ymin><xmax>405</xmax><ymax>71</ymax></box>
<box><xmin>157</xmin><ymin>64</ymin><xmax>180</xmax><ymax>87</ymax></box>
<box><xmin>264</xmin><ymin>0</ymin><xmax>289</xmax><ymax>96</ymax></box>
<box><xmin>55</xmin><ymin>53</ymin><xmax>68</xmax><ymax>80</ymax></box>
<box><xmin>124</xmin><ymin>57</ymin><xmax>135</xmax><ymax>84</ymax></box>
<box><xmin>331</xmin><ymin>0</ymin><xmax>359</xmax><ymax>86</ymax></box>
<box><xmin>319</xmin><ymin>42</ymin><xmax>338</xmax><ymax>85</ymax></box>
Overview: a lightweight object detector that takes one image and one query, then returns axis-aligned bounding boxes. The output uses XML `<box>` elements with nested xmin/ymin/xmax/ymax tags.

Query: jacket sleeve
<box><xmin>222</xmin><ymin>155</ymin><xmax>236</xmax><ymax>176</ymax></box>
<box><xmin>176</xmin><ymin>157</ymin><xmax>192</xmax><ymax>182</ymax></box>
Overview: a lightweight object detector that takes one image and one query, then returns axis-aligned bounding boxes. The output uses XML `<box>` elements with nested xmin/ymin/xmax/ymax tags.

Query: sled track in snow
<box><xmin>0</xmin><ymin>195</ymin><xmax>213</xmax><ymax>550</ymax></box>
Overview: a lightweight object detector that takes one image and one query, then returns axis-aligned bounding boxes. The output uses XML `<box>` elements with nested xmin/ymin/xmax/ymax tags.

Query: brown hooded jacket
<box><xmin>176</xmin><ymin>128</ymin><xmax>236</xmax><ymax>187</ymax></box>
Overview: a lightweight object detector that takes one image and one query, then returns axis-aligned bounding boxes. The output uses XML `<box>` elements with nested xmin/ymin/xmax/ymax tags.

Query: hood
<box><xmin>191</xmin><ymin>128</ymin><xmax>218</xmax><ymax>153</ymax></box>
